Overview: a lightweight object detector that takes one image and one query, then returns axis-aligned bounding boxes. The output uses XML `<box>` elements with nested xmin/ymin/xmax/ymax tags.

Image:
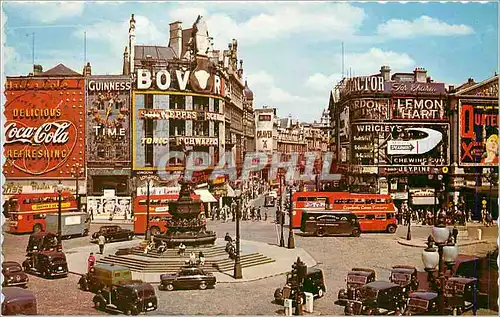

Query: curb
<box><xmin>397</xmin><ymin>239</ymin><xmax>489</xmax><ymax>248</ymax></box>
<box><xmin>217</xmin><ymin>270</ymin><xmax>288</xmax><ymax>284</ymax></box>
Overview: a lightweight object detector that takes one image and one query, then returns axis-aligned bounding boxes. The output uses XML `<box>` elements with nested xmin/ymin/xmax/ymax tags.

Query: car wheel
<box><xmin>42</xmin><ymin>270</ymin><xmax>49</xmax><ymax>279</ymax></box>
<box><xmin>317</xmin><ymin>288</ymin><xmax>324</xmax><ymax>298</ymax></box>
<box><xmin>33</xmin><ymin>224</ymin><xmax>42</xmax><ymax>233</ymax></box>
<box><xmin>128</xmin><ymin>233</ymin><xmax>134</xmax><ymax>240</ymax></box>
<box><xmin>199</xmin><ymin>282</ymin><xmax>207</xmax><ymax>290</ymax></box>
<box><xmin>351</xmin><ymin>228</ymin><xmax>361</xmax><ymax>237</ymax></box>
<box><xmin>79</xmin><ymin>277</ymin><xmax>89</xmax><ymax>291</ymax></box>
<box><xmin>130</xmin><ymin>306</ymin><xmax>140</xmax><ymax>316</ymax></box>
<box><xmin>387</xmin><ymin>225</ymin><xmax>397</xmax><ymax>234</ymax></box>
<box><xmin>165</xmin><ymin>283</ymin><xmax>174</xmax><ymax>291</ymax></box>
<box><xmin>316</xmin><ymin>228</ymin><xmax>326</xmax><ymax>237</ymax></box>
<box><xmin>94</xmin><ymin>298</ymin><xmax>105</xmax><ymax>311</ymax></box>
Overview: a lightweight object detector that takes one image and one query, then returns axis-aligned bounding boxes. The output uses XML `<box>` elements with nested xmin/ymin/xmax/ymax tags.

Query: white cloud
<box><xmin>341</xmin><ymin>48</ymin><xmax>416</xmax><ymax>75</ymax></box>
<box><xmin>305</xmin><ymin>73</ymin><xmax>343</xmax><ymax>92</ymax></box>
<box><xmin>377</xmin><ymin>15</ymin><xmax>474</xmax><ymax>38</ymax></box>
<box><xmin>10</xmin><ymin>2</ymin><xmax>84</xmax><ymax>23</ymax></box>
<box><xmin>3</xmin><ymin>46</ymin><xmax>20</xmax><ymax>65</ymax></box>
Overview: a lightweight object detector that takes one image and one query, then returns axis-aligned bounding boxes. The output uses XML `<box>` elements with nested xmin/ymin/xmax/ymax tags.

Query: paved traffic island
<box><xmin>66</xmin><ymin>238</ymin><xmax>316</xmax><ymax>284</ymax></box>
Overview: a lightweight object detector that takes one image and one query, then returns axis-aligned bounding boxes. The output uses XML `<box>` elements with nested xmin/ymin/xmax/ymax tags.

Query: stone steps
<box><xmin>96</xmin><ymin>253</ymin><xmax>275</xmax><ymax>273</ymax></box>
<box><xmin>129</xmin><ymin>246</ymin><xmax>227</xmax><ymax>258</ymax></box>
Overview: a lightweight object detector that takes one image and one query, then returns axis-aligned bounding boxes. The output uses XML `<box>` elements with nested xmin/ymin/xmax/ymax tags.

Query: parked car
<box><xmin>336</xmin><ymin>268</ymin><xmax>376</xmax><ymax>306</ymax></box>
<box><xmin>344</xmin><ymin>281</ymin><xmax>407</xmax><ymax>315</ymax></box>
<box><xmin>45</xmin><ymin>212</ymin><xmax>90</xmax><ymax>239</ymax></box>
<box><xmin>159</xmin><ymin>266</ymin><xmax>216</xmax><ymax>291</ymax></box>
<box><xmin>389</xmin><ymin>265</ymin><xmax>419</xmax><ymax>293</ymax></box>
<box><xmin>444</xmin><ymin>276</ymin><xmax>478</xmax><ymax>314</ymax></box>
<box><xmin>91</xmin><ymin>225</ymin><xmax>134</xmax><ymax>243</ymax></box>
<box><xmin>2</xmin><ymin>261</ymin><xmax>29</xmax><ymax>288</ymax></box>
<box><xmin>2</xmin><ymin>287</ymin><xmax>37</xmax><ymax>315</ymax></box>
<box><xmin>26</xmin><ymin>232</ymin><xmax>60</xmax><ymax>255</ymax></box>
<box><xmin>79</xmin><ymin>263</ymin><xmax>132</xmax><ymax>293</ymax></box>
<box><xmin>274</xmin><ymin>267</ymin><xmax>326</xmax><ymax>304</ymax></box>
<box><xmin>22</xmin><ymin>250</ymin><xmax>68</xmax><ymax>279</ymax></box>
<box><xmin>403</xmin><ymin>291</ymin><xmax>439</xmax><ymax>315</ymax></box>
<box><xmin>93</xmin><ymin>281</ymin><xmax>157</xmax><ymax>315</ymax></box>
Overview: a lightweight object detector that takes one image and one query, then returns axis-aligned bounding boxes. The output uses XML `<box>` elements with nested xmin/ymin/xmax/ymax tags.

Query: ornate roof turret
<box><xmin>244</xmin><ymin>80</ymin><xmax>253</xmax><ymax>100</ymax></box>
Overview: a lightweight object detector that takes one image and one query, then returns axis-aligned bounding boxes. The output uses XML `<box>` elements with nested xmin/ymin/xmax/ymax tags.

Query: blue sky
<box><xmin>2</xmin><ymin>1</ymin><xmax>498</xmax><ymax>122</ymax></box>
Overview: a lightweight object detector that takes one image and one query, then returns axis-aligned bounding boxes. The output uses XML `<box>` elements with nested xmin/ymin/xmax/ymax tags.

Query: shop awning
<box><xmin>194</xmin><ymin>189</ymin><xmax>218</xmax><ymax>203</ymax></box>
<box><xmin>226</xmin><ymin>184</ymin><xmax>236</xmax><ymax>197</ymax></box>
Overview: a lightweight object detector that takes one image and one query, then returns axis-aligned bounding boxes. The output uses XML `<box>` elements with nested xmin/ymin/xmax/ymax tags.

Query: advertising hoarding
<box><xmin>351</xmin><ymin>122</ymin><xmax>450</xmax><ymax>166</ymax></box>
<box><xmin>349</xmin><ymin>98</ymin><xmax>390</xmax><ymax>121</ymax></box>
<box><xmin>459</xmin><ymin>102</ymin><xmax>499</xmax><ymax>166</ymax></box>
<box><xmin>86</xmin><ymin>76</ymin><xmax>132</xmax><ymax>166</ymax></box>
<box><xmin>3</xmin><ymin>78</ymin><xmax>85</xmax><ymax>178</ymax></box>
<box><xmin>391</xmin><ymin>98</ymin><xmax>447</xmax><ymax>121</ymax></box>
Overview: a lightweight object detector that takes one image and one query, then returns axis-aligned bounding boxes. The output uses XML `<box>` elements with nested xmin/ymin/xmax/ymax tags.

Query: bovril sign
<box><xmin>136</xmin><ymin>69</ymin><xmax>223</xmax><ymax>95</ymax></box>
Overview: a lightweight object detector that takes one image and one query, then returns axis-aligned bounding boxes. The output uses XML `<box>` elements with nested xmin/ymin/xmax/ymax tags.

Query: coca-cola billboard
<box><xmin>3</xmin><ymin>78</ymin><xmax>85</xmax><ymax>178</ymax></box>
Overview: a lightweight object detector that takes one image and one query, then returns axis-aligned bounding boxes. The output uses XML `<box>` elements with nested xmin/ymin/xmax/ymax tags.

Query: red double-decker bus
<box><xmin>291</xmin><ymin>192</ymin><xmax>397</xmax><ymax>233</ymax></box>
<box><xmin>7</xmin><ymin>193</ymin><xmax>78</xmax><ymax>234</ymax></box>
<box><xmin>133</xmin><ymin>193</ymin><xmax>202</xmax><ymax>235</ymax></box>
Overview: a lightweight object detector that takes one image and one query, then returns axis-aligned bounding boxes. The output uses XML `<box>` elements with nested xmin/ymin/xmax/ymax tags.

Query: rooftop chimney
<box><xmin>413</xmin><ymin>67</ymin><xmax>427</xmax><ymax>83</ymax></box>
<box><xmin>83</xmin><ymin>62</ymin><xmax>91</xmax><ymax>76</ymax></box>
<box><xmin>380</xmin><ymin>65</ymin><xmax>391</xmax><ymax>82</ymax></box>
<box><xmin>168</xmin><ymin>21</ymin><xmax>183</xmax><ymax>59</ymax></box>
<box><xmin>33</xmin><ymin>65</ymin><xmax>43</xmax><ymax>76</ymax></box>
<box><xmin>449</xmin><ymin>85</ymin><xmax>455</xmax><ymax>92</ymax></box>
<box><xmin>467</xmin><ymin>77</ymin><xmax>475</xmax><ymax>84</ymax></box>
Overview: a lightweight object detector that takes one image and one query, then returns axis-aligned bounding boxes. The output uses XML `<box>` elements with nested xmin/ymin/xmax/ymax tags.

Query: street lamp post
<box><xmin>406</xmin><ymin>183</ymin><xmax>412</xmax><ymax>241</ymax></box>
<box><xmin>145</xmin><ymin>177</ymin><xmax>152</xmax><ymax>241</ymax></box>
<box><xmin>56</xmin><ymin>181</ymin><xmax>64</xmax><ymax>244</ymax></box>
<box><xmin>421</xmin><ymin>221</ymin><xmax>459</xmax><ymax>315</ymax></box>
<box><xmin>70</xmin><ymin>163</ymin><xmax>84</xmax><ymax>212</ymax></box>
<box><xmin>234</xmin><ymin>189</ymin><xmax>243</xmax><ymax>279</ymax></box>
<box><xmin>288</xmin><ymin>185</ymin><xmax>295</xmax><ymax>249</ymax></box>
<box><xmin>279</xmin><ymin>173</ymin><xmax>285</xmax><ymax>247</ymax></box>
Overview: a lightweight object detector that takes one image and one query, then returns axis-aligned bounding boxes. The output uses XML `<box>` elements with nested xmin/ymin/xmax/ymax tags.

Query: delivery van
<box><xmin>45</xmin><ymin>212</ymin><xmax>91</xmax><ymax>239</ymax></box>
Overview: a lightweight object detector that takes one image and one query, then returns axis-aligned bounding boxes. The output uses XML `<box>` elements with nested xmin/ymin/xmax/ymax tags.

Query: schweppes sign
<box><xmin>32</xmin><ymin>202</ymin><xmax>71</xmax><ymax>211</ymax></box>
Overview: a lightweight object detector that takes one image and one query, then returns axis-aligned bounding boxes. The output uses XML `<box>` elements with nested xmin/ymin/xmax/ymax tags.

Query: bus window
<box><xmin>138</xmin><ymin>200</ymin><xmax>146</xmax><ymax>205</ymax></box>
<box><xmin>375</xmin><ymin>214</ymin><xmax>386</xmax><ymax>220</ymax></box>
<box><xmin>357</xmin><ymin>214</ymin><xmax>366</xmax><ymax>219</ymax></box>
<box><xmin>366</xmin><ymin>215</ymin><xmax>376</xmax><ymax>220</ymax></box>
<box><xmin>298</xmin><ymin>197</ymin><xmax>308</xmax><ymax>202</ymax></box>
<box><xmin>386</xmin><ymin>213</ymin><xmax>394</xmax><ymax>219</ymax></box>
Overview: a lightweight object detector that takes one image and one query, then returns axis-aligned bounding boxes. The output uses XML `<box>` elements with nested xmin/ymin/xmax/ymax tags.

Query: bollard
<box><xmin>284</xmin><ymin>299</ymin><xmax>293</xmax><ymax>316</ymax></box>
<box><xmin>303</xmin><ymin>292</ymin><xmax>314</xmax><ymax>313</ymax></box>
<box><xmin>477</xmin><ymin>228</ymin><xmax>482</xmax><ymax>241</ymax></box>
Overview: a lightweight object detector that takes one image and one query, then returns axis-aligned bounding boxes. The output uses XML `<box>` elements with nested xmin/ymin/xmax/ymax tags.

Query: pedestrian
<box><xmin>87</xmin><ymin>252</ymin><xmax>96</xmax><ymax>273</ymax></box>
<box><xmin>224</xmin><ymin>232</ymin><xmax>232</xmax><ymax>242</ymax></box>
<box><xmin>198</xmin><ymin>251</ymin><xmax>205</xmax><ymax>266</ymax></box>
<box><xmin>178</xmin><ymin>243</ymin><xmax>186</xmax><ymax>256</ymax></box>
<box><xmin>452</xmin><ymin>225</ymin><xmax>459</xmax><ymax>244</ymax></box>
<box><xmin>98</xmin><ymin>234</ymin><xmax>106</xmax><ymax>255</ymax></box>
<box><xmin>189</xmin><ymin>252</ymin><xmax>196</xmax><ymax>265</ymax></box>
<box><xmin>257</xmin><ymin>207</ymin><xmax>261</xmax><ymax>221</ymax></box>
<box><xmin>264</xmin><ymin>208</ymin><xmax>268</xmax><ymax>221</ymax></box>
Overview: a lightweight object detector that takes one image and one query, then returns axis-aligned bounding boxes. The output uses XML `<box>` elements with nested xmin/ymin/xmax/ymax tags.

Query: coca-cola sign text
<box><xmin>5</xmin><ymin>122</ymin><xmax>71</xmax><ymax>145</ymax></box>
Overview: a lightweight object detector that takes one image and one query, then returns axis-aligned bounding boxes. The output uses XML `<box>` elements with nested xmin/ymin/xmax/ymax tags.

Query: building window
<box><xmin>193</xmin><ymin>96</ymin><xmax>209</xmax><ymax>112</ymax></box>
<box><xmin>169</xmin><ymin>120</ymin><xmax>185</xmax><ymax>136</ymax></box>
<box><xmin>193</xmin><ymin>121</ymin><xmax>209</xmax><ymax>136</ymax></box>
<box><xmin>170</xmin><ymin>95</ymin><xmax>185</xmax><ymax>110</ymax></box>
<box><xmin>214</xmin><ymin>122</ymin><xmax>220</xmax><ymax>137</ymax></box>
<box><xmin>259</xmin><ymin>114</ymin><xmax>271</xmax><ymax>121</ymax></box>
<box><xmin>144</xmin><ymin>94</ymin><xmax>154</xmax><ymax>166</ymax></box>
<box><xmin>214</xmin><ymin>99</ymin><xmax>220</xmax><ymax>113</ymax></box>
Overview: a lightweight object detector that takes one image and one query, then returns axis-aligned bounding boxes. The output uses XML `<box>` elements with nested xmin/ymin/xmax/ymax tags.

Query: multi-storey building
<box><xmin>329</xmin><ymin>66</ymin><xmax>449</xmax><ymax>209</ymax></box>
<box><xmin>448</xmin><ymin>74</ymin><xmax>499</xmax><ymax>218</ymax></box>
<box><xmin>276</xmin><ymin>116</ymin><xmax>307</xmax><ymax>161</ymax></box>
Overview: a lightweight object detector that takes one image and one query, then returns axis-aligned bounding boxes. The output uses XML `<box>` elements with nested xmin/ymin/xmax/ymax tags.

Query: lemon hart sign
<box><xmin>3</xmin><ymin>78</ymin><xmax>85</xmax><ymax>178</ymax></box>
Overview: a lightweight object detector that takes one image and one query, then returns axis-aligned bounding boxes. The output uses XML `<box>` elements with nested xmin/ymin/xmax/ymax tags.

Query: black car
<box><xmin>93</xmin><ymin>281</ymin><xmax>157</xmax><ymax>315</ymax></box>
<box><xmin>389</xmin><ymin>265</ymin><xmax>419</xmax><ymax>293</ymax></box>
<box><xmin>91</xmin><ymin>225</ymin><xmax>134</xmax><ymax>243</ymax></box>
<box><xmin>22</xmin><ymin>251</ymin><xmax>68</xmax><ymax>279</ymax></box>
<box><xmin>345</xmin><ymin>280</ymin><xmax>407</xmax><ymax>315</ymax></box>
<box><xmin>274</xmin><ymin>267</ymin><xmax>326</xmax><ymax>304</ymax></box>
<box><xmin>159</xmin><ymin>266</ymin><xmax>216</xmax><ymax>291</ymax></box>
<box><xmin>2</xmin><ymin>261</ymin><xmax>29</xmax><ymax>288</ymax></box>
<box><xmin>26</xmin><ymin>232</ymin><xmax>59</xmax><ymax>256</ymax></box>
<box><xmin>403</xmin><ymin>291</ymin><xmax>439</xmax><ymax>315</ymax></box>
<box><xmin>336</xmin><ymin>268</ymin><xmax>376</xmax><ymax>306</ymax></box>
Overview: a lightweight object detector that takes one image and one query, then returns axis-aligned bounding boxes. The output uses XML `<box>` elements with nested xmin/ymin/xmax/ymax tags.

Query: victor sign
<box><xmin>4</xmin><ymin>78</ymin><xmax>85</xmax><ymax>178</ymax></box>
<box><xmin>343</xmin><ymin>76</ymin><xmax>385</xmax><ymax>94</ymax></box>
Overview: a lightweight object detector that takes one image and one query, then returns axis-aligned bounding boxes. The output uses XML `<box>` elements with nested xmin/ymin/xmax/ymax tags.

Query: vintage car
<box><xmin>444</xmin><ymin>276</ymin><xmax>478</xmax><ymax>314</ymax></box>
<box><xmin>2</xmin><ymin>261</ymin><xmax>29</xmax><ymax>288</ymax></box>
<box><xmin>22</xmin><ymin>250</ymin><xmax>68</xmax><ymax>278</ymax></box>
<box><xmin>275</xmin><ymin>267</ymin><xmax>326</xmax><ymax>304</ymax></box>
<box><xmin>336</xmin><ymin>268</ymin><xmax>376</xmax><ymax>306</ymax></box>
<box><xmin>159</xmin><ymin>266</ymin><xmax>216</xmax><ymax>291</ymax></box>
<box><xmin>26</xmin><ymin>232</ymin><xmax>60</xmax><ymax>255</ymax></box>
<box><xmin>344</xmin><ymin>281</ymin><xmax>407</xmax><ymax>315</ymax></box>
<box><xmin>91</xmin><ymin>225</ymin><xmax>134</xmax><ymax>243</ymax></box>
<box><xmin>390</xmin><ymin>265</ymin><xmax>419</xmax><ymax>293</ymax></box>
<box><xmin>79</xmin><ymin>263</ymin><xmax>132</xmax><ymax>293</ymax></box>
<box><xmin>403</xmin><ymin>291</ymin><xmax>439</xmax><ymax>315</ymax></box>
<box><xmin>93</xmin><ymin>281</ymin><xmax>158</xmax><ymax>315</ymax></box>
<box><xmin>2</xmin><ymin>287</ymin><xmax>37</xmax><ymax>315</ymax></box>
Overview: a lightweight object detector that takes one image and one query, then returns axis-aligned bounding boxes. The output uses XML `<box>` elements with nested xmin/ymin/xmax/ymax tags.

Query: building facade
<box><xmin>448</xmin><ymin>74</ymin><xmax>499</xmax><ymax>218</ymax></box>
<box><xmin>3</xmin><ymin>64</ymin><xmax>86</xmax><ymax>198</ymax></box>
<box><xmin>330</xmin><ymin>66</ymin><xmax>450</xmax><ymax>208</ymax></box>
